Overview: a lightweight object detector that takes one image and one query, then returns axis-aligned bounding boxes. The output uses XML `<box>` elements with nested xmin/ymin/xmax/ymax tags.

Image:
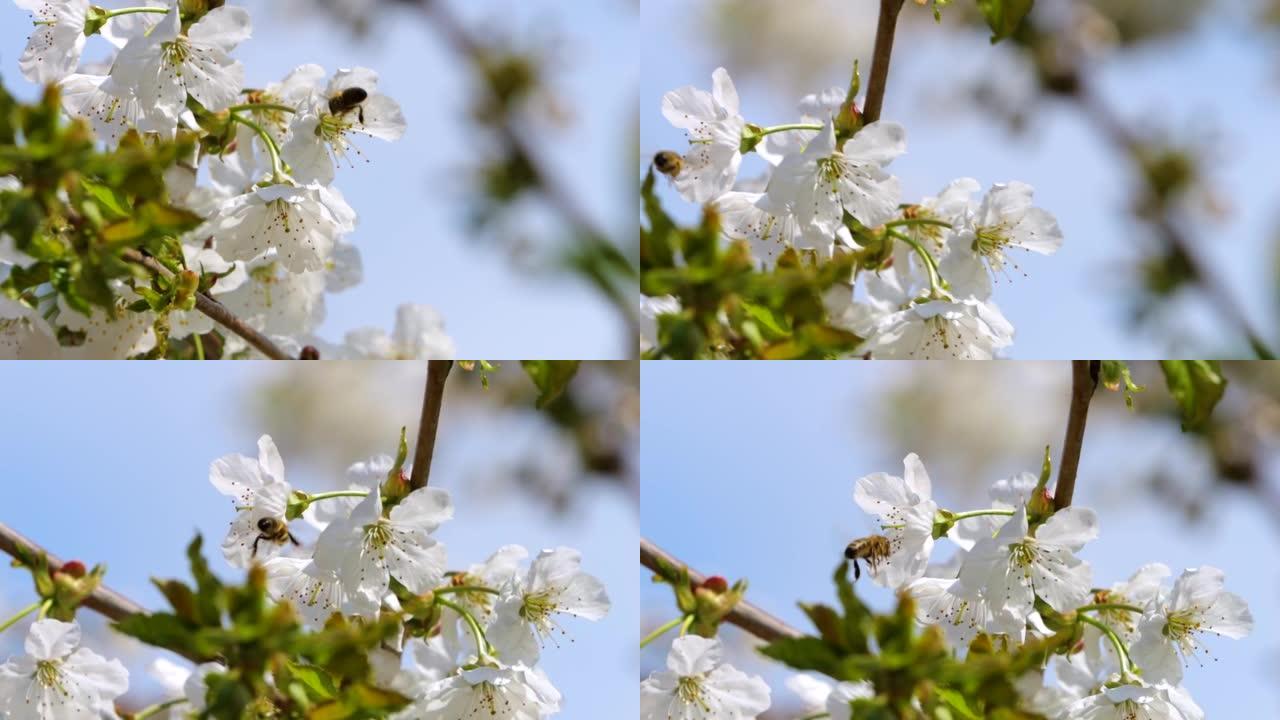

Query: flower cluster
<box><xmin>646</xmin><ymin>67</ymin><xmax>1064</xmax><ymax>358</ymax></box>
<box><xmin>1</xmin><ymin>0</ymin><xmax>454</xmax><ymax>358</ymax></box>
<box><xmin>854</xmin><ymin>454</ymin><xmax>1253</xmax><ymax>719</ymax></box>
<box><xmin>207</xmin><ymin>434</ymin><xmax>611</xmax><ymax>717</ymax></box>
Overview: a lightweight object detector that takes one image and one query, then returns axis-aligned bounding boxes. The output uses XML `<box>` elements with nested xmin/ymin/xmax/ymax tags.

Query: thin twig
<box><xmin>1054</xmin><ymin>360</ymin><xmax>1100</xmax><ymax>510</ymax></box>
<box><xmin>409</xmin><ymin>360</ymin><xmax>453</xmax><ymax>490</ymax></box>
<box><xmin>862</xmin><ymin>0</ymin><xmax>906</xmax><ymax>124</ymax></box>
<box><xmin>640</xmin><ymin>537</ymin><xmax>801</xmax><ymax>643</ymax></box>
<box><xmin>121</xmin><ymin>250</ymin><xmax>292</xmax><ymax>360</ymax></box>
<box><xmin>0</xmin><ymin>522</ymin><xmax>144</xmax><ymax>621</ymax></box>
<box><xmin>411</xmin><ymin>0</ymin><xmax>640</xmax><ymax>354</ymax></box>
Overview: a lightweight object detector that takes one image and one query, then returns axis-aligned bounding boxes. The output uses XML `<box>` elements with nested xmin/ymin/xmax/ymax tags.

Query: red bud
<box><xmin>57</xmin><ymin>561</ymin><xmax>87</xmax><ymax>578</ymax></box>
<box><xmin>700</xmin><ymin>576</ymin><xmax>729</xmax><ymax>593</ymax></box>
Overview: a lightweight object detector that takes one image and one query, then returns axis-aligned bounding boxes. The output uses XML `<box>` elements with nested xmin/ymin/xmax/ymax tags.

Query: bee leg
<box><xmin>853</xmin><ymin>560</ymin><xmax>861</xmax><ymax>581</ymax></box>
<box><xmin>252</xmin><ymin>534</ymin><xmax>263</xmax><ymax>558</ymax></box>
<box><xmin>287</xmin><ymin>531</ymin><xmax>300</xmax><ymax>547</ymax></box>
<box><xmin>357</xmin><ymin>107</ymin><xmax>365</xmax><ymax>125</ymax></box>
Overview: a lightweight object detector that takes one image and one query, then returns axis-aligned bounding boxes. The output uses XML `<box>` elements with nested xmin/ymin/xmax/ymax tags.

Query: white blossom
<box><xmin>202</xmin><ymin>181</ymin><xmax>356</xmax><ymax>273</ymax></box>
<box><xmin>314</xmin><ymin>484</ymin><xmax>453</xmax><ymax>612</ymax></box>
<box><xmin>1129</xmin><ymin>566</ymin><xmax>1252</xmax><ymax>683</ymax></box>
<box><xmin>765</xmin><ymin>119</ymin><xmax>904</xmax><ymax>238</ymax></box>
<box><xmin>487</xmin><ymin>547</ymin><xmax>610</xmax><ymax>664</ymax></box>
<box><xmin>1062</xmin><ymin>682</ymin><xmax>1203</xmax><ymax>720</ymax></box>
<box><xmin>110</xmin><ymin>3</ymin><xmax>249</xmax><ymax>133</ymax></box>
<box><xmin>342</xmin><ymin>303</ymin><xmax>456</xmax><ymax>359</ymax></box>
<box><xmin>0</xmin><ymin>297</ymin><xmax>60</xmax><ymax>359</ymax></box>
<box><xmin>416</xmin><ymin>663</ymin><xmax>562</xmax><ymax>720</ymax></box>
<box><xmin>58</xmin><ymin>73</ymin><xmax>144</xmax><ymax>146</ymax></box>
<box><xmin>282</xmin><ymin>67</ymin><xmax>407</xmax><ymax>184</ymax></box>
<box><xmin>0</xmin><ymin>619</ymin><xmax>129</xmax><ymax>720</ymax></box>
<box><xmin>640</xmin><ymin>636</ymin><xmax>771</xmax><ymax>720</ymax></box>
<box><xmin>943</xmin><ymin>181</ymin><xmax>1064</xmax><ymax>297</ymax></box>
<box><xmin>661</xmin><ymin>67</ymin><xmax>746</xmax><ymax>203</ymax></box>
<box><xmin>786</xmin><ymin>674</ymin><xmax>873</xmax><ymax>720</ymax></box>
<box><xmin>958</xmin><ymin>505</ymin><xmax>1098</xmax><ymax>617</ymax></box>
<box><xmin>209</xmin><ymin>434</ymin><xmax>295</xmax><ymax>568</ymax></box>
<box><xmin>15</xmin><ymin>0</ymin><xmax>89</xmax><ymax>85</ymax></box>
<box><xmin>848</xmin><ymin>267</ymin><xmax>1014</xmax><ymax>359</ymax></box>
<box><xmin>852</xmin><ymin>453</ymin><xmax>937</xmax><ymax>589</ymax></box>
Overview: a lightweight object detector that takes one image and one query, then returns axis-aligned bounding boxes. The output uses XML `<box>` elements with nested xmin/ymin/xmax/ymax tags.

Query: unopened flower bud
<box><xmin>56</xmin><ymin>560</ymin><xmax>86</xmax><ymax>578</ymax></box>
<box><xmin>700</xmin><ymin>575</ymin><xmax>729</xmax><ymax>594</ymax></box>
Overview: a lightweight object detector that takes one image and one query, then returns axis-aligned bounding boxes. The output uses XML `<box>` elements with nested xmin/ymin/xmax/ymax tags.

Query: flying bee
<box><xmin>844</xmin><ymin>535</ymin><xmax>891</xmax><ymax>581</ymax></box>
<box><xmin>328</xmin><ymin>87</ymin><xmax>369</xmax><ymax>124</ymax></box>
<box><xmin>252</xmin><ymin>516</ymin><xmax>299</xmax><ymax>558</ymax></box>
<box><xmin>653</xmin><ymin>150</ymin><xmax>683</xmax><ymax>178</ymax></box>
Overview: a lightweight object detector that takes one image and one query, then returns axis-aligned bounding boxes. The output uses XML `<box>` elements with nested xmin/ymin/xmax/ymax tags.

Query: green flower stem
<box><xmin>104</xmin><ymin>7</ymin><xmax>171</xmax><ymax>19</ymax></box>
<box><xmin>755</xmin><ymin>123</ymin><xmax>823</xmax><ymax>137</ymax></box>
<box><xmin>640</xmin><ymin>615</ymin><xmax>687</xmax><ymax>649</ymax></box>
<box><xmin>437</xmin><ymin>597</ymin><xmax>492</xmax><ymax>659</ymax></box>
<box><xmin>306</xmin><ymin>490</ymin><xmax>370</xmax><ymax>504</ymax></box>
<box><xmin>885</xmin><ymin>217</ymin><xmax>953</xmax><ymax>230</ymax></box>
<box><xmin>132</xmin><ymin>698</ymin><xmax>185</xmax><ymax>720</ymax></box>
<box><xmin>888</xmin><ymin>229</ymin><xmax>945</xmax><ymax>297</ymax></box>
<box><xmin>1077</xmin><ymin>602</ymin><xmax>1144</xmax><ymax>615</ymax></box>
<box><xmin>948</xmin><ymin>508</ymin><xmax>1015</xmax><ymax>523</ymax></box>
<box><xmin>1078</xmin><ymin>614</ymin><xmax>1132</xmax><ymax>676</ymax></box>
<box><xmin>36</xmin><ymin>599</ymin><xmax>52</xmax><ymax>621</ymax></box>
<box><xmin>193</xmin><ymin>333</ymin><xmax>205</xmax><ymax>361</ymax></box>
<box><xmin>0</xmin><ymin>601</ymin><xmax>41</xmax><ymax>634</ymax></box>
<box><xmin>678</xmin><ymin>613</ymin><xmax>695</xmax><ymax>637</ymax></box>
<box><xmin>799</xmin><ymin>714</ymin><xmax>832</xmax><ymax>720</ymax></box>
<box><xmin>229</xmin><ymin>113</ymin><xmax>286</xmax><ymax>181</ymax></box>
<box><xmin>433</xmin><ymin>585</ymin><xmax>500</xmax><ymax>597</ymax></box>
<box><xmin>227</xmin><ymin>103</ymin><xmax>297</xmax><ymax>115</ymax></box>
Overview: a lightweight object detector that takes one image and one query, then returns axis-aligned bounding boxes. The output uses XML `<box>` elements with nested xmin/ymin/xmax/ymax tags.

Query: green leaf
<box><xmin>1159</xmin><ymin>360</ymin><xmax>1227</xmax><ymax>431</ymax></box>
<box><xmin>521</xmin><ymin>360</ymin><xmax>580</xmax><ymax>408</ymax></box>
<box><xmin>936</xmin><ymin>687</ymin><xmax>982</xmax><ymax>719</ymax></box>
<box><xmin>976</xmin><ymin>0</ymin><xmax>1034</xmax><ymax>42</ymax></box>
<box><xmin>287</xmin><ymin>662</ymin><xmax>338</xmax><ymax>701</ymax></box>
<box><xmin>758</xmin><ymin>635</ymin><xmax>845</xmax><ymax>678</ymax></box>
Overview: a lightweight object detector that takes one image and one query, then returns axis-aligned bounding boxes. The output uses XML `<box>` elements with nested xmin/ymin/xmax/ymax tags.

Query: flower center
<box><xmin>364</xmin><ymin>521</ymin><xmax>393</xmax><ymax>550</ymax></box>
<box><xmin>35</xmin><ymin>660</ymin><xmax>65</xmax><ymax>694</ymax></box>
<box><xmin>519</xmin><ymin>590</ymin><xmax>557</xmax><ymax>626</ymax></box>
<box><xmin>972</xmin><ymin>225</ymin><xmax>1012</xmax><ymax>260</ymax></box>
<box><xmin>1163</xmin><ymin>609</ymin><xmax>1203</xmax><ymax>643</ymax></box>
<box><xmin>817</xmin><ymin>156</ymin><xmax>846</xmax><ymax>187</ymax></box>
<box><xmin>676</xmin><ymin>675</ymin><xmax>710</xmax><ymax>709</ymax></box>
<box><xmin>1009</xmin><ymin>540</ymin><xmax>1037</xmax><ymax>569</ymax></box>
<box><xmin>162</xmin><ymin>38</ymin><xmax>191</xmax><ymax>69</ymax></box>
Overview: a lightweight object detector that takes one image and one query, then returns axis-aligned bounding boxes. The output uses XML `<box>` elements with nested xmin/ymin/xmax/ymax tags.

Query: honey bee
<box><xmin>843</xmin><ymin>535</ymin><xmax>891</xmax><ymax>581</ymax></box>
<box><xmin>253</xmin><ymin>517</ymin><xmax>299</xmax><ymax>558</ymax></box>
<box><xmin>328</xmin><ymin>87</ymin><xmax>369</xmax><ymax>124</ymax></box>
<box><xmin>653</xmin><ymin>150</ymin><xmax>683</xmax><ymax>178</ymax></box>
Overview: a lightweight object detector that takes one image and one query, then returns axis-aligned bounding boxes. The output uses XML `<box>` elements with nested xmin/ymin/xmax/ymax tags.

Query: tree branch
<box><xmin>1054</xmin><ymin>360</ymin><xmax>1100</xmax><ymax>510</ymax></box>
<box><xmin>862</xmin><ymin>0</ymin><xmax>906</xmax><ymax>124</ymax></box>
<box><xmin>0</xmin><ymin>522</ymin><xmax>144</xmax><ymax>622</ymax></box>
<box><xmin>122</xmin><ymin>250</ymin><xmax>292</xmax><ymax>360</ymax></box>
<box><xmin>409</xmin><ymin>360</ymin><xmax>453</xmax><ymax>490</ymax></box>
<box><xmin>640</xmin><ymin>537</ymin><xmax>801</xmax><ymax>643</ymax></box>
<box><xmin>409</xmin><ymin>0</ymin><xmax>640</xmax><ymax>356</ymax></box>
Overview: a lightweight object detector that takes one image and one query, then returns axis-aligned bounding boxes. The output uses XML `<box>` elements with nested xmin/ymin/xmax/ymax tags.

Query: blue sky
<box><xmin>641</xmin><ymin>0</ymin><xmax>1280</xmax><ymax>359</ymax></box>
<box><xmin>639</xmin><ymin>361</ymin><xmax>1277</xmax><ymax>717</ymax></box>
<box><xmin>0</xmin><ymin>0</ymin><xmax>636</xmax><ymax>358</ymax></box>
<box><xmin>0</xmin><ymin>361</ymin><xmax>638</xmax><ymax>718</ymax></box>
